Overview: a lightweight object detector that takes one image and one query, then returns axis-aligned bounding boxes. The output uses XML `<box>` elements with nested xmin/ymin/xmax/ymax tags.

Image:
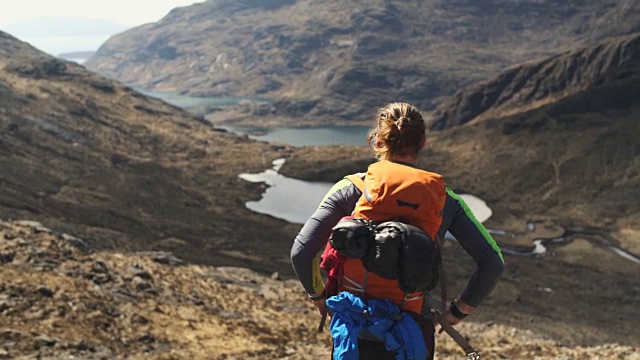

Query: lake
<box><xmin>136</xmin><ymin>89</ymin><xmax>371</xmax><ymax>147</ymax></box>
<box><xmin>220</xmin><ymin>125</ymin><xmax>370</xmax><ymax>147</ymax></box>
<box><xmin>136</xmin><ymin>88</ymin><xmax>250</xmax><ymax>110</ymax></box>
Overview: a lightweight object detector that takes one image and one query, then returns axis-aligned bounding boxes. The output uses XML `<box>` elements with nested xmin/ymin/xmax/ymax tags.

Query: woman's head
<box><xmin>367</xmin><ymin>102</ymin><xmax>427</xmax><ymax>161</ymax></box>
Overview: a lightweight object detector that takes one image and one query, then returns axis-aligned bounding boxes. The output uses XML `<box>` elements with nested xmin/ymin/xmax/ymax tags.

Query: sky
<box><xmin>0</xmin><ymin>0</ymin><xmax>205</xmax><ymax>56</ymax></box>
<box><xmin>0</xmin><ymin>0</ymin><xmax>204</xmax><ymax>27</ymax></box>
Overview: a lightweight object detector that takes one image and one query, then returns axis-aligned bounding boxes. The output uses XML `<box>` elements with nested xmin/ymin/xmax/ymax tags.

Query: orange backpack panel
<box><xmin>340</xmin><ymin>161</ymin><xmax>447</xmax><ymax>313</ymax></box>
<box><xmin>355</xmin><ymin>160</ymin><xmax>446</xmax><ymax>239</ymax></box>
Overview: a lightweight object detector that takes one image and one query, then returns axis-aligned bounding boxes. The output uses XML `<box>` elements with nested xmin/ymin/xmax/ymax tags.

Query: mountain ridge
<box><xmin>430</xmin><ymin>32</ymin><xmax>640</xmax><ymax>129</ymax></box>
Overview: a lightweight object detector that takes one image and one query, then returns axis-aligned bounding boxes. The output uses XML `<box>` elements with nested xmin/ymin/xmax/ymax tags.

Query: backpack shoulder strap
<box><xmin>345</xmin><ymin>173</ymin><xmax>365</xmax><ymax>192</ymax></box>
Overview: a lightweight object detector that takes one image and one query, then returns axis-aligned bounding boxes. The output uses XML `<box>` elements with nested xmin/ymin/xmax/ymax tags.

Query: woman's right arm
<box><xmin>290</xmin><ymin>180</ymin><xmax>361</xmax><ymax>295</ymax></box>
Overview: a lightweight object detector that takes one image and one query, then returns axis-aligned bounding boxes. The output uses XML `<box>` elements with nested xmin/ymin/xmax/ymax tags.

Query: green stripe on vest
<box><xmin>446</xmin><ymin>187</ymin><xmax>504</xmax><ymax>263</ymax></box>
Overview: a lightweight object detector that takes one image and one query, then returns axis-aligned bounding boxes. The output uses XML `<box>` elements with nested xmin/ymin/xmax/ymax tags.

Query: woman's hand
<box><xmin>308</xmin><ymin>291</ymin><xmax>327</xmax><ymax>316</ymax></box>
<box><xmin>311</xmin><ymin>298</ymin><xmax>326</xmax><ymax>316</ymax></box>
<box><xmin>436</xmin><ymin>307</ymin><xmax>462</xmax><ymax>333</ymax></box>
<box><xmin>435</xmin><ymin>298</ymin><xmax>474</xmax><ymax>333</ymax></box>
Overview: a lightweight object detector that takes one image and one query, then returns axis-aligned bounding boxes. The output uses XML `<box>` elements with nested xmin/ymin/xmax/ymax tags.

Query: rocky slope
<box><xmin>1</xmin><ymin>219</ymin><xmax>639</xmax><ymax>359</ymax></box>
<box><xmin>84</xmin><ymin>0</ymin><xmax>640</xmax><ymax>125</ymax></box>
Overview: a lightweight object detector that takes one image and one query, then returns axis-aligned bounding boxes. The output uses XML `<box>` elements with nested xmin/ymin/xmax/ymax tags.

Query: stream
<box><xmin>500</xmin><ymin>224</ymin><xmax>640</xmax><ymax>265</ymax></box>
<box><xmin>240</xmin><ymin>159</ymin><xmax>640</xmax><ymax>265</ymax></box>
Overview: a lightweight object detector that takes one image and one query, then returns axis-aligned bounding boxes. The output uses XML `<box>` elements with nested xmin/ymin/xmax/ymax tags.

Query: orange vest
<box><xmin>339</xmin><ymin>160</ymin><xmax>446</xmax><ymax>313</ymax></box>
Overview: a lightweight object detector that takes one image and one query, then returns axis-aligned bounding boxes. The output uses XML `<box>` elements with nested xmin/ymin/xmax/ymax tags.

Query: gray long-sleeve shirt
<box><xmin>290</xmin><ymin>177</ymin><xmax>504</xmax><ymax>308</ymax></box>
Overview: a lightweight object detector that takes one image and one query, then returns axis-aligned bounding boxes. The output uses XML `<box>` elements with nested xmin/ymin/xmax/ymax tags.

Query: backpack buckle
<box><xmin>362</xmin><ymin>309</ymin><xmax>371</xmax><ymax>320</ymax></box>
<box><xmin>467</xmin><ymin>351</ymin><xmax>481</xmax><ymax>360</ymax></box>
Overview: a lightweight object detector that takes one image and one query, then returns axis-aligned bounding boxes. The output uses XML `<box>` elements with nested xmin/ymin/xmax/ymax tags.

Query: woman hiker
<box><xmin>290</xmin><ymin>102</ymin><xmax>504</xmax><ymax>359</ymax></box>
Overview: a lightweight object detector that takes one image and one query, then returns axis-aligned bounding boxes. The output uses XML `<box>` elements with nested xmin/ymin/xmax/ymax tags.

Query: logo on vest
<box><xmin>396</xmin><ymin>199</ymin><xmax>420</xmax><ymax>210</ymax></box>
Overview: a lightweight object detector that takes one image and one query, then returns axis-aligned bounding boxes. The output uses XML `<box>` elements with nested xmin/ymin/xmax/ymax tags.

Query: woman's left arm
<box><xmin>290</xmin><ymin>181</ymin><xmax>361</xmax><ymax>295</ymax></box>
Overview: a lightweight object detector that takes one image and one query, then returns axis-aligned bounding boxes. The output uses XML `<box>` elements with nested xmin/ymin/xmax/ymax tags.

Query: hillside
<box><xmin>425</xmin><ymin>33</ymin><xmax>640</xmax><ymax>228</ymax></box>
<box><xmin>1</xmin><ymin>219</ymin><xmax>638</xmax><ymax>359</ymax></box>
<box><xmin>0</xmin><ymin>31</ymin><xmax>301</xmax><ymax>276</ymax></box>
<box><xmin>84</xmin><ymin>0</ymin><xmax>640</xmax><ymax>126</ymax></box>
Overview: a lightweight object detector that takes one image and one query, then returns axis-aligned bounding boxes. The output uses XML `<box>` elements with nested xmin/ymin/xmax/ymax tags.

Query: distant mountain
<box><xmin>1</xmin><ymin>16</ymin><xmax>129</xmax><ymax>37</ymax></box>
<box><xmin>1</xmin><ymin>17</ymin><xmax>130</xmax><ymax>57</ymax></box>
<box><xmin>421</xmin><ymin>33</ymin><xmax>640</xmax><ymax>232</ymax></box>
<box><xmin>85</xmin><ymin>0</ymin><xmax>640</xmax><ymax>125</ymax></box>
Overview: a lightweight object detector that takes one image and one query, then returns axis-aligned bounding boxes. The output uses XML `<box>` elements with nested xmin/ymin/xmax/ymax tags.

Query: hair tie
<box><xmin>395</xmin><ymin>117</ymin><xmax>407</xmax><ymax>132</ymax></box>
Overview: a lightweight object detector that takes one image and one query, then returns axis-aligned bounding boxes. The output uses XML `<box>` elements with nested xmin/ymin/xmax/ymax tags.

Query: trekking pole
<box><xmin>430</xmin><ymin>237</ymin><xmax>480</xmax><ymax>359</ymax></box>
<box><xmin>434</xmin><ymin>313</ymin><xmax>480</xmax><ymax>360</ymax></box>
<box><xmin>426</xmin><ymin>297</ymin><xmax>480</xmax><ymax>360</ymax></box>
